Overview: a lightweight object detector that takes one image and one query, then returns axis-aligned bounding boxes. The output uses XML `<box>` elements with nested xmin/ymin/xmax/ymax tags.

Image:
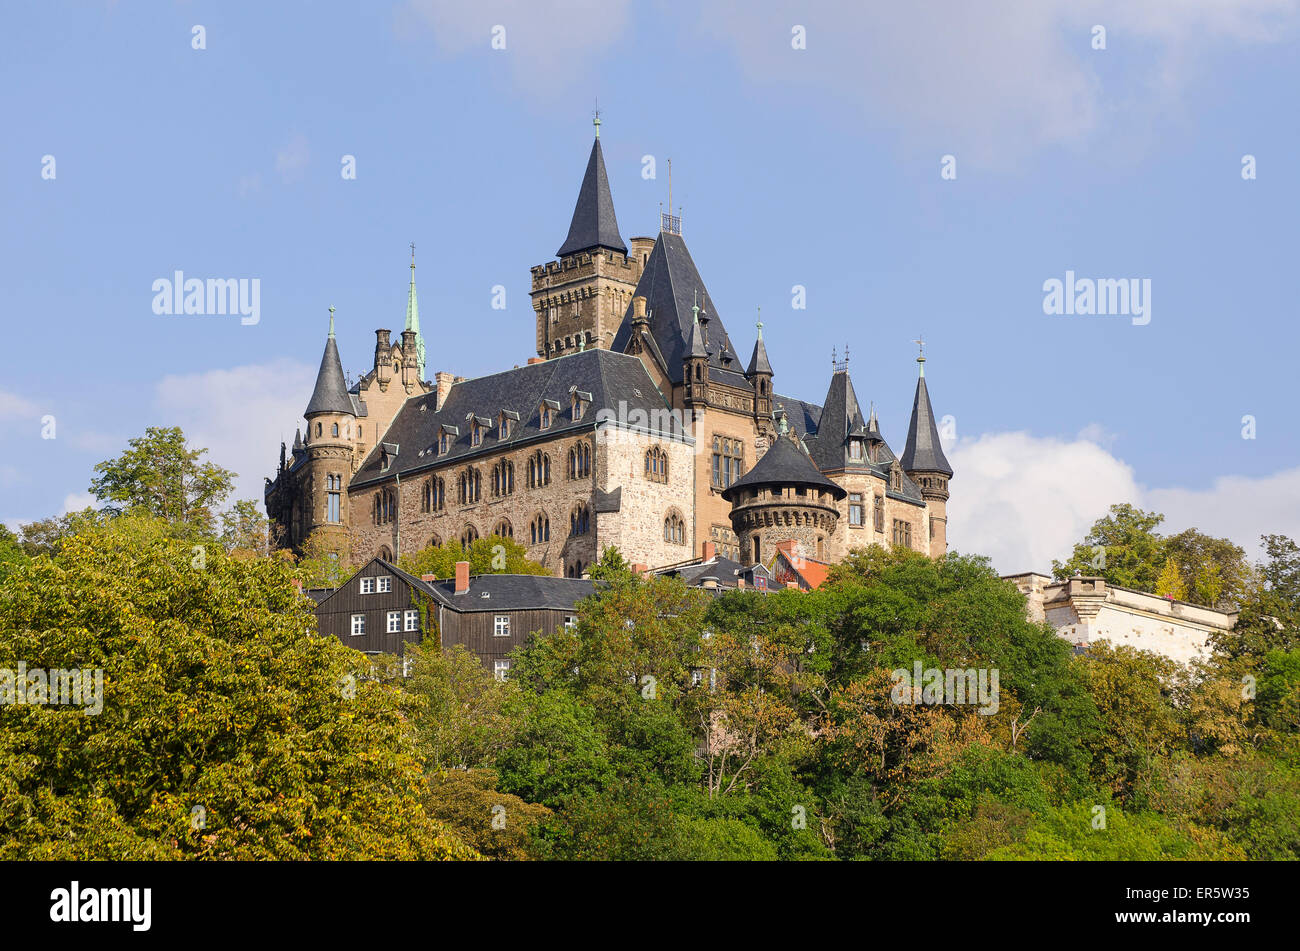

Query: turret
<box><xmin>745</xmin><ymin>311</ymin><xmax>774</xmax><ymax>426</ymax></box>
<box><xmin>374</xmin><ymin>329</ymin><xmax>393</xmax><ymax>390</ymax></box>
<box><xmin>302</xmin><ymin>307</ymin><xmax>355</xmax><ymax>557</ymax></box>
<box><xmin>900</xmin><ymin>343</ymin><xmax>953</xmax><ymax>555</ymax></box>
<box><xmin>683</xmin><ymin>290</ymin><xmax>709</xmax><ymax>405</ymax></box>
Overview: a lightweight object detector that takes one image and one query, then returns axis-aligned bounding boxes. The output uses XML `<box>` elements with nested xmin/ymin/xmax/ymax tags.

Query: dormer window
<box><xmin>569</xmin><ymin>388</ymin><xmax>591</xmax><ymax>422</ymax></box>
<box><xmin>849</xmin><ymin>439</ymin><xmax>863</xmax><ymax>462</ymax></box>
<box><xmin>438</xmin><ymin>424</ymin><xmax>459</xmax><ymax>455</ymax></box>
<box><xmin>472</xmin><ymin>424</ymin><xmax>482</xmax><ymax>447</ymax></box>
<box><xmin>540</xmin><ymin>400</ymin><xmax>559</xmax><ymax>430</ymax></box>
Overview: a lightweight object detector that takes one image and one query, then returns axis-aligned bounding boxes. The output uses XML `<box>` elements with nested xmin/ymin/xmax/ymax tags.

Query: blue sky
<box><xmin>2</xmin><ymin>0</ymin><xmax>1298</xmax><ymax>571</ymax></box>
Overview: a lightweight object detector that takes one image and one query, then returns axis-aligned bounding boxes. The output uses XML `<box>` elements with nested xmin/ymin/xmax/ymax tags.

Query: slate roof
<box><xmin>557</xmin><ymin>137</ymin><xmax>627</xmax><ymax>257</ymax></box>
<box><xmin>426</xmin><ymin>574</ymin><xmax>597</xmax><ymax>613</ymax></box>
<box><xmin>349</xmin><ymin>348</ymin><xmax>685</xmax><ymax>488</ymax></box>
<box><xmin>900</xmin><ymin>374</ymin><xmax>953</xmax><ymax>477</ymax></box>
<box><xmin>610</xmin><ymin>231</ymin><xmax>743</xmax><ymax>385</ymax></box>
<box><xmin>747</xmin><ymin>330</ymin><xmax>773</xmax><ymax>377</ymax></box>
<box><xmin>803</xmin><ymin>370</ymin><xmax>869</xmax><ymax>473</ymax></box>
<box><xmin>305</xmin><ymin>336</ymin><xmax>355</xmax><ymax>417</ymax></box>
<box><xmin>656</xmin><ymin>555</ymin><xmax>772</xmax><ymax>591</ymax></box>
<box><xmin>721</xmin><ymin>433</ymin><xmax>847</xmax><ymax>501</ymax></box>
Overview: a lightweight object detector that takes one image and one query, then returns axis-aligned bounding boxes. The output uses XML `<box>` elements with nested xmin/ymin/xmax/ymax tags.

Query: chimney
<box><xmin>527</xmin><ymin>357</ymin><xmax>545</xmax><ymax>365</ymax></box>
<box><xmin>292</xmin><ymin>578</ymin><xmax>303</xmax><ymax>594</ymax></box>
<box><xmin>434</xmin><ymin>371</ymin><xmax>456</xmax><ymax>411</ymax></box>
<box><xmin>632</xmin><ymin>295</ymin><xmax>648</xmax><ymax>321</ymax></box>
<box><xmin>454</xmin><ymin>561</ymin><xmax>470</xmax><ymax>595</ymax></box>
<box><xmin>702</xmin><ymin>541</ymin><xmax>716</xmax><ymax>562</ymax></box>
<box><xmin>375</xmin><ymin>330</ymin><xmax>393</xmax><ymax>388</ymax></box>
<box><xmin>737</xmin><ymin>577</ymin><xmax>746</xmax><ymax>589</ymax></box>
<box><xmin>631</xmin><ymin>562</ymin><xmax>648</xmax><ymax>575</ymax></box>
<box><xmin>421</xmin><ymin>573</ymin><xmax>437</xmax><ymax>584</ymax></box>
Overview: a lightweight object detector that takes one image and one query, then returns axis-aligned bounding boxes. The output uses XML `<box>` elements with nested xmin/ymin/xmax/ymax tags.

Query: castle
<box><xmin>265</xmin><ymin>119</ymin><xmax>954</xmax><ymax>578</ymax></box>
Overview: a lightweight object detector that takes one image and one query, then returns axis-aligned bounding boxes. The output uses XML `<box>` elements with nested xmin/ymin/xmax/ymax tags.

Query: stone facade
<box><xmin>1004</xmin><ymin>573</ymin><xmax>1237</xmax><ymax>666</ymax></box>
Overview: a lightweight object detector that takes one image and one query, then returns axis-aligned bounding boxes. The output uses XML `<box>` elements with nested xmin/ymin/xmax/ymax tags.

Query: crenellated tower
<box><xmin>301</xmin><ymin>307</ymin><xmax>356</xmax><ymax>557</ymax></box>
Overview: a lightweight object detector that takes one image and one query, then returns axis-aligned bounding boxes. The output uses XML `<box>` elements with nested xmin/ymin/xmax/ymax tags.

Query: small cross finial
<box><xmin>832</xmin><ymin>346</ymin><xmax>837</xmax><ymax>368</ymax></box>
<box><xmin>756</xmin><ymin>306</ymin><xmax>763</xmax><ymax>339</ymax></box>
<box><xmin>328</xmin><ymin>305</ymin><xmax>336</xmax><ymax>338</ymax></box>
<box><xmin>914</xmin><ymin>335</ymin><xmax>926</xmax><ymax>376</ymax></box>
<box><xmin>692</xmin><ymin>288</ymin><xmax>699</xmax><ymax>321</ymax></box>
<box><xmin>844</xmin><ymin>342</ymin><xmax>850</xmax><ymax>366</ymax></box>
<box><xmin>593</xmin><ymin>100</ymin><xmax>600</xmax><ymax>138</ymax></box>
<box><xmin>410</xmin><ymin>241</ymin><xmax>416</xmax><ymax>268</ymax></box>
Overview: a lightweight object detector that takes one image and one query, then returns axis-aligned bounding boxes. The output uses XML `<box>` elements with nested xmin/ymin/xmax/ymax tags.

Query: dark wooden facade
<box><xmin>313</xmin><ymin>561</ymin><xmax>429</xmax><ymax>656</ymax></box>
<box><xmin>435</xmin><ymin>607</ymin><xmax>577</xmax><ymax>675</ymax></box>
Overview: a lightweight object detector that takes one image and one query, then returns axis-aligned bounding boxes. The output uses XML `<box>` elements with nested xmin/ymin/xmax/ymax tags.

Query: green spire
<box><xmin>406</xmin><ymin>243</ymin><xmax>426</xmax><ymax>379</ymax></box>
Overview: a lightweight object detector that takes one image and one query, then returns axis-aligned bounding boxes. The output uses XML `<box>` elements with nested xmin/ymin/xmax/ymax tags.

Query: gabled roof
<box><xmin>557</xmin><ymin>137</ymin><xmax>627</xmax><ymax>257</ymax></box>
<box><xmin>350</xmin><ymin>348</ymin><xmax>683</xmax><ymax>488</ymax></box>
<box><xmin>305</xmin><ymin>335</ymin><xmax>354</xmax><ymax>417</ymax></box>
<box><xmin>721</xmin><ymin>433</ymin><xmax>846</xmax><ymax>501</ymax></box>
<box><xmin>611</xmin><ymin>231</ymin><xmax>743</xmax><ymax>385</ymax></box>
<box><xmin>426</xmin><ymin>574</ymin><xmax>597</xmax><ymax>613</ymax></box>
<box><xmin>901</xmin><ymin>373</ymin><xmax>953</xmax><ymax>477</ymax></box>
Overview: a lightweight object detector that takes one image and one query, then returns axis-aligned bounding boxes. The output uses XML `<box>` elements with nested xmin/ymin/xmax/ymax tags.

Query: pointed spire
<box><xmin>306</xmin><ymin>307</ymin><xmax>354</xmax><ymax>418</ymax></box>
<box><xmin>866</xmin><ymin>401</ymin><xmax>881</xmax><ymax>438</ymax></box>
<box><xmin>293</xmin><ymin>428</ymin><xmax>303</xmax><ymax>452</ymax></box>
<box><xmin>687</xmin><ymin>290</ymin><xmax>708</xmax><ymax>357</ymax></box>
<box><xmin>557</xmin><ymin>128</ymin><xmax>627</xmax><ymax>257</ymax></box>
<box><xmin>747</xmin><ymin>308</ymin><xmax>773</xmax><ymax>377</ymax></box>
<box><xmin>405</xmin><ymin>243</ymin><xmax>426</xmax><ymax>379</ymax></box>
<box><xmin>901</xmin><ymin>351</ymin><xmax>952</xmax><ymax>477</ymax></box>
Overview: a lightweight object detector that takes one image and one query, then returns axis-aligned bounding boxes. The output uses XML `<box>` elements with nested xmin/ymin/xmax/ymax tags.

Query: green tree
<box><xmin>89</xmin><ymin>426</ymin><xmax>235</xmax><ymax>537</ymax></box>
<box><xmin>220</xmin><ymin>499</ymin><xmax>271</xmax><ymax>558</ymax></box>
<box><xmin>1052</xmin><ymin>503</ymin><xmax>1166</xmax><ymax>591</ymax></box>
<box><xmin>0</xmin><ymin>524</ymin><xmax>27</xmax><ymax>579</ymax></box>
<box><xmin>0</xmin><ymin>512</ymin><xmax>475</xmax><ymax>860</ymax></box>
<box><xmin>399</xmin><ymin>536</ymin><xmax>547</xmax><ymax>579</ymax></box>
<box><xmin>17</xmin><ymin>508</ymin><xmax>112</xmax><ymax>557</ymax></box>
<box><xmin>1155</xmin><ymin>555</ymin><xmax>1187</xmax><ymax>600</ymax></box>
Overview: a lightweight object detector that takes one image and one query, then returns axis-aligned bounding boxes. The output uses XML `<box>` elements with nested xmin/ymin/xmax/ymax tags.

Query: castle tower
<box><xmin>683</xmin><ymin>292</ymin><xmax>709</xmax><ymax>405</ymax></box>
<box><xmin>530</xmin><ymin>116</ymin><xmax>647</xmax><ymax>358</ymax></box>
<box><xmin>900</xmin><ymin>344</ymin><xmax>953</xmax><ymax>555</ymax></box>
<box><xmin>722</xmin><ymin>422</ymin><xmax>847</xmax><ymax>567</ymax></box>
<box><xmin>302</xmin><ymin>307</ymin><xmax>355</xmax><ymax>557</ymax></box>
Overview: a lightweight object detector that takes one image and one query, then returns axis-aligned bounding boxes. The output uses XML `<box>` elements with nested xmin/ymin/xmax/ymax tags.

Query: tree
<box><xmin>291</xmin><ymin>530</ymin><xmax>350</xmax><ymax>589</ymax></box>
<box><xmin>1052</xmin><ymin>503</ymin><xmax>1166</xmax><ymax>591</ymax></box>
<box><xmin>89</xmin><ymin>426</ymin><xmax>235</xmax><ymax>537</ymax></box>
<box><xmin>0</xmin><ymin>512</ymin><xmax>476</xmax><ymax>860</ymax></box>
<box><xmin>1155</xmin><ymin>556</ymin><xmax>1187</xmax><ymax>601</ymax></box>
<box><xmin>404</xmin><ymin>643</ymin><xmax>520</xmax><ymax>771</ymax></box>
<box><xmin>399</xmin><ymin>536</ymin><xmax>547</xmax><ymax>579</ymax></box>
<box><xmin>17</xmin><ymin>508</ymin><xmax>112</xmax><ymax>557</ymax></box>
<box><xmin>220</xmin><ymin>499</ymin><xmax>271</xmax><ymax>558</ymax></box>
<box><xmin>0</xmin><ymin>524</ymin><xmax>27</xmax><ymax>579</ymax></box>
<box><xmin>422</xmin><ymin>769</ymin><xmax>550</xmax><ymax>861</ymax></box>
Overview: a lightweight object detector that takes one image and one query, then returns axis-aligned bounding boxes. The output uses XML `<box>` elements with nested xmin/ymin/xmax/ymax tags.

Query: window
<box><xmin>711</xmin><ymin>436</ymin><xmax>744</xmax><ymax>488</ymax></box>
<box><xmin>891</xmin><ymin>466</ymin><xmax>903</xmax><ymax>492</ymax></box>
<box><xmin>494</xmin><ymin>615</ymin><xmax>510</xmax><ymax>637</ymax></box>
<box><xmin>471</xmin><ymin>423</ymin><xmax>482</xmax><ymax>447</ymax></box>
<box><xmin>692</xmin><ymin>669</ymin><xmax>703</xmax><ymax>687</ymax></box>
<box><xmin>849</xmin><ymin>438</ymin><xmax>862</xmax><ymax>461</ymax></box>
<box><xmin>527</xmin><ymin>451</ymin><xmax>551</xmax><ymax>487</ymax></box>
<box><xmin>664</xmin><ymin>511</ymin><xmax>686</xmax><ymax>545</ymax></box>
<box><xmin>387</xmin><ymin>611</ymin><xmax>401</xmax><ymax>633</ymax></box>
<box><xmin>376</xmin><ymin>576</ymin><xmax>392</xmax><ymax>593</ymax></box>
<box><xmin>494</xmin><ymin>659</ymin><xmax>511</xmax><ymax>682</ymax></box>
<box><xmin>492</xmin><ymin>459</ymin><xmax>515</xmax><ymax>496</ymax></box>
<box><xmin>873</xmin><ymin>495</ymin><xmax>885</xmax><ymax>532</ymax></box>
<box><xmin>359</xmin><ymin>577</ymin><xmax>375</xmax><ymax>594</ymax></box>
<box><xmin>572</xmin><ymin>395</ymin><xmax>585</xmax><ymax>421</ymax></box>
<box><xmin>564</xmin><ymin>615</ymin><xmax>577</xmax><ymax>631</ymax></box>
<box><xmin>570</xmin><ymin>504</ymin><xmax>590</xmax><ymax>537</ymax></box>
<box><xmin>645</xmin><ymin>446</ymin><xmax>668</xmax><ymax>483</ymax></box>
<box><xmin>530</xmin><ymin>513</ymin><xmax>550</xmax><ymax>545</ymax></box>
<box><xmin>331</xmin><ymin>422</ymin><xmax>339</xmax><ymax>437</ymax></box>
<box><xmin>404</xmin><ymin>610</ymin><xmax>419</xmax><ymax>632</ymax></box>
<box><xmin>423</xmin><ymin>476</ymin><xmax>445</xmax><ymax>512</ymax></box>
<box><xmin>460</xmin><ymin>525</ymin><xmax>479</xmax><ymax>548</ymax></box>
<box><xmin>892</xmin><ymin>519</ymin><xmax>912</xmax><ymax>549</ymax></box>
<box><xmin>439</xmin><ymin>431</ymin><xmax>450</xmax><ymax>454</ymax></box>
<box><xmin>373</xmin><ymin>488</ymin><xmax>396</xmax><ymax>525</ymax></box>
<box><xmin>849</xmin><ymin>493</ymin><xmax>863</xmax><ymax>527</ymax></box>
<box><xmin>539</xmin><ymin>404</ymin><xmax>553</xmax><ymax>430</ymax></box>
<box><xmin>493</xmin><ymin>519</ymin><xmax>513</xmax><ymax>539</ymax></box>
<box><xmin>459</xmin><ymin>468</ymin><xmax>481</xmax><ymax>504</ymax></box>
<box><xmin>499</xmin><ymin>417</ymin><xmax>511</xmax><ymax>440</ymax></box>
<box><xmin>327</xmin><ymin>474</ymin><xmax>342</xmax><ymax>523</ymax></box>
<box><xmin>568</xmin><ymin>442</ymin><xmax>591</xmax><ymax>479</ymax></box>
<box><xmin>350</xmin><ymin>614</ymin><xmax>365</xmax><ymax>635</ymax></box>
<box><xmin>753</xmin><ymin>536</ymin><xmax>761</xmax><ymax>565</ymax></box>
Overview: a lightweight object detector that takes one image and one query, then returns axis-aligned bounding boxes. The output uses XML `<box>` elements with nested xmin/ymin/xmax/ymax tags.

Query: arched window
<box><xmin>331</xmin><ymin>422</ymin><xmax>339</xmax><ymax>437</ymax></box>
<box><xmin>493</xmin><ymin>519</ymin><xmax>513</xmax><ymax>539</ymax></box>
<box><xmin>316</xmin><ymin>423</ymin><xmax>322</xmax><ymax>437</ymax></box>
<box><xmin>428</xmin><ymin>533</ymin><xmax>442</xmax><ymax>549</ymax></box>
<box><xmin>529</xmin><ymin>513</ymin><xmax>550</xmax><ymax>545</ymax></box>
<box><xmin>378</xmin><ymin>545</ymin><xmax>392</xmax><ymax>561</ymax></box>
<box><xmin>568</xmin><ymin>442</ymin><xmax>591</xmax><ymax>480</ymax></box>
<box><xmin>460</xmin><ymin>525</ymin><xmax>479</xmax><ymax>548</ymax></box>
<box><xmin>422</xmin><ymin>476</ymin><xmax>445</xmax><ymax>513</ymax></box>
<box><xmin>570</xmin><ymin>503</ymin><xmax>590</xmax><ymax>537</ymax></box>
<box><xmin>663</xmin><ymin>510</ymin><xmax>686</xmax><ymax>545</ymax></box>
<box><xmin>645</xmin><ymin>446</ymin><xmax>668</xmax><ymax>483</ymax></box>
<box><xmin>528</xmin><ymin>451</ymin><xmax>551</xmax><ymax>488</ymax></box>
<box><xmin>459</xmin><ymin>468</ymin><xmax>481</xmax><ymax>504</ymax></box>
<box><xmin>492</xmin><ymin>459</ymin><xmax>515</xmax><ymax>497</ymax></box>
<box><xmin>373</xmin><ymin>488</ymin><xmax>397</xmax><ymax>525</ymax></box>
<box><xmin>566</xmin><ymin>560</ymin><xmax>584</xmax><ymax>578</ymax></box>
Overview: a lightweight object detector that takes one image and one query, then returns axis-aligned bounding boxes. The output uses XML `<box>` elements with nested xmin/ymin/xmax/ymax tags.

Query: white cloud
<box><xmin>699</xmin><ymin>0</ymin><xmax>1299</xmax><ymax>167</ymax></box>
<box><xmin>946</xmin><ymin>427</ymin><xmax>1300</xmax><ymax>574</ymax></box>
<box><xmin>61</xmin><ymin>492</ymin><xmax>96</xmax><ymax>514</ymax></box>
<box><xmin>152</xmin><ymin>360</ymin><xmax>316</xmax><ymax>507</ymax></box>
<box><xmin>0</xmin><ymin>390</ymin><xmax>39</xmax><ymax>425</ymax></box>
<box><xmin>398</xmin><ymin>0</ymin><xmax>631</xmax><ymax>88</ymax></box>
<box><xmin>275</xmin><ymin>134</ymin><xmax>310</xmax><ymax>183</ymax></box>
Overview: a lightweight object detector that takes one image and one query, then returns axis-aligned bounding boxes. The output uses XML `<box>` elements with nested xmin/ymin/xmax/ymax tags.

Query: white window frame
<box><xmin>404</xmin><ymin>609</ymin><xmax>420</xmax><ymax>632</ymax></box>
<box><xmin>359</xmin><ymin>577</ymin><xmax>374</xmax><ymax>594</ymax></box>
<box><xmin>387</xmin><ymin>611</ymin><xmax>401</xmax><ymax>633</ymax></box>
<box><xmin>350</xmin><ymin>614</ymin><xmax>366</xmax><ymax>636</ymax></box>
<box><xmin>376</xmin><ymin>576</ymin><xmax>392</xmax><ymax>593</ymax></box>
<box><xmin>564</xmin><ymin>614</ymin><xmax>577</xmax><ymax>631</ymax></box>
<box><xmin>494</xmin><ymin>659</ymin><xmax>511</xmax><ymax>682</ymax></box>
<box><xmin>494</xmin><ymin>615</ymin><xmax>511</xmax><ymax>637</ymax></box>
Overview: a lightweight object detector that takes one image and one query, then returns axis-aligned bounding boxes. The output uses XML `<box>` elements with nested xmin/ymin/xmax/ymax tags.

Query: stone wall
<box><xmin>595</xmin><ymin>426</ymin><xmax>698</xmax><ymax>568</ymax></box>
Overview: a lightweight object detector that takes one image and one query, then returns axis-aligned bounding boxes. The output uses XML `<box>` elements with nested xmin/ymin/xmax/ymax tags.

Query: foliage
<box><xmin>399</xmin><ymin>535</ymin><xmax>548</xmax><ymax>579</ymax></box>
